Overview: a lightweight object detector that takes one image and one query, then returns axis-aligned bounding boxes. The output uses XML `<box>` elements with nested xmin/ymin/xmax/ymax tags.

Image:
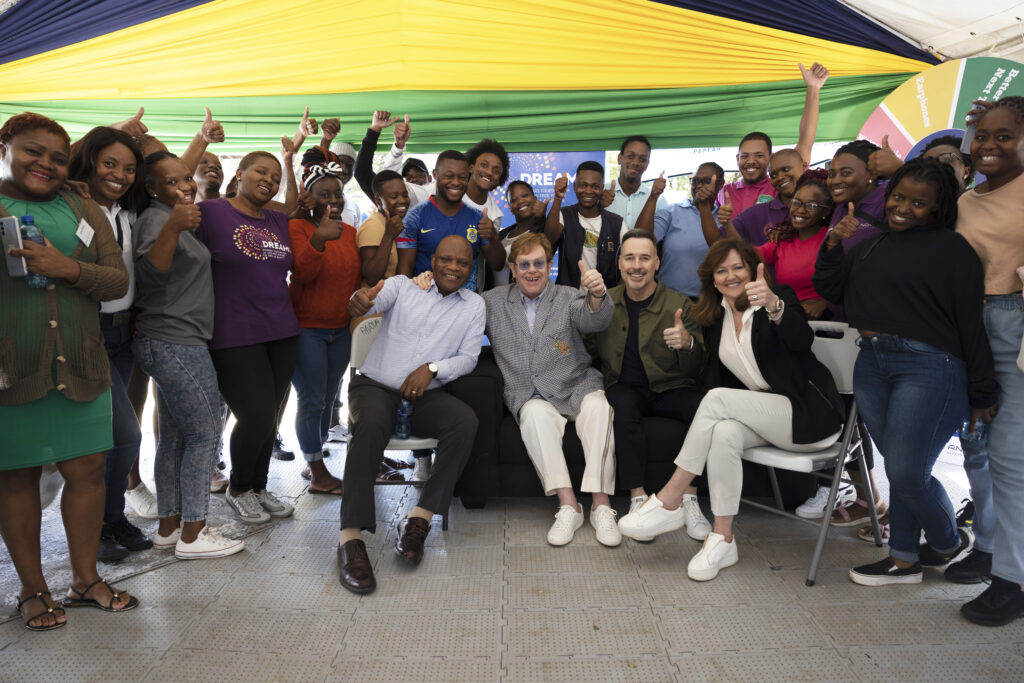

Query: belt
<box><xmin>100</xmin><ymin>310</ymin><xmax>132</xmax><ymax>327</ymax></box>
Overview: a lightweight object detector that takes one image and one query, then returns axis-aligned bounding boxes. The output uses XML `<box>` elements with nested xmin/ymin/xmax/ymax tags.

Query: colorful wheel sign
<box><xmin>859</xmin><ymin>57</ymin><xmax>1024</xmax><ymax>160</ymax></box>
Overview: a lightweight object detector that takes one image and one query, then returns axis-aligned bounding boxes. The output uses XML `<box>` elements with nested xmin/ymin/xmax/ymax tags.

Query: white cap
<box><xmin>330</xmin><ymin>142</ymin><xmax>356</xmax><ymax>160</ymax></box>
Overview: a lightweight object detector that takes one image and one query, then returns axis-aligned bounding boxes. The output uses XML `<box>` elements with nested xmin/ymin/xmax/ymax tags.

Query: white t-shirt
<box><xmin>99</xmin><ymin>203</ymin><xmax>136</xmax><ymax>314</ymax></box>
<box><xmin>557</xmin><ymin>211</ymin><xmax>602</xmax><ymax>278</ymax></box>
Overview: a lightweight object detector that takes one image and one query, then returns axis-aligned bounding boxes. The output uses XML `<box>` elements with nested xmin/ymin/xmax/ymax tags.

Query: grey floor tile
<box><xmin>674</xmin><ymin>648</ymin><xmax>858</xmax><ymax>682</ymax></box>
<box><xmin>3</xmin><ymin>607</ymin><xmax>197</xmax><ymax>652</ymax></box>
<box><xmin>380</xmin><ymin>518</ymin><xmax>504</xmax><ymax>548</ymax></box>
<box><xmin>243</xmin><ymin>546</ymin><xmax>338</xmax><ymax>576</ymax></box>
<box><xmin>264</xmin><ymin>519</ymin><xmax>344</xmax><ymax>549</ymax></box>
<box><xmin>505</xmin><ymin>609</ymin><xmax>663</xmax><ymax>658</ymax></box>
<box><xmin>810</xmin><ymin>602</ymin><xmax>1024</xmax><ymax>648</ymax></box>
<box><xmin>359</xmin><ymin>574</ymin><xmax>501</xmax><ymax>612</ymax></box>
<box><xmin>507</xmin><ymin>545</ymin><xmax>635</xmax><ymax>574</ymax></box>
<box><xmin>374</xmin><ymin>545</ymin><xmax>504</xmax><ymax>577</ymax></box>
<box><xmin>328</xmin><ymin>657</ymin><xmax>500</xmax><ymax>683</ymax></box>
<box><xmin>657</xmin><ymin>604</ymin><xmax>831</xmax><ymax>654</ymax></box>
<box><xmin>733</xmin><ymin>509</ymin><xmax>828</xmax><ymax>541</ymax></box>
<box><xmin>506</xmin><ymin>573</ymin><xmax>649</xmax><ymax>610</ymax></box>
<box><xmin>340</xmin><ymin>612</ymin><xmax>501</xmax><ymax>658</ymax></box>
<box><xmin>630</xmin><ymin>539</ymin><xmax>773</xmax><ymax>574</ymax></box>
<box><xmin>752</xmin><ymin>536</ymin><xmax>887</xmax><ymax>571</ymax></box>
<box><xmin>643</xmin><ymin>569</ymin><xmax>797</xmax><ymax>606</ymax></box>
<box><xmin>211</xmin><ymin>571</ymin><xmax>361</xmax><ymax>611</ymax></box>
<box><xmin>776</xmin><ymin>566</ymin><xmax>962</xmax><ymax>602</ymax></box>
<box><xmin>503</xmin><ymin>656</ymin><xmax>678</xmax><ymax>682</ymax></box>
<box><xmin>507</xmin><ymin>516</ymin><xmax>606</xmax><ymax>547</ymax></box>
<box><xmin>175</xmin><ymin>608</ymin><xmax>351</xmax><ymax>656</ymax></box>
<box><xmin>1</xmin><ymin>649</ymin><xmax>160</xmax><ymax>682</ymax></box>
<box><xmin>115</xmin><ymin>567</ymin><xmax>234</xmax><ymax>609</ymax></box>
<box><xmin>0</xmin><ymin>618</ymin><xmax>25</xmax><ymax>649</ymax></box>
<box><xmin>845</xmin><ymin>644</ymin><xmax>1024</xmax><ymax>682</ymax></box>
<box><xmin>147</xmin><ymin>649</ymin><xmax>333</xmax><ymax>683</ymax></box>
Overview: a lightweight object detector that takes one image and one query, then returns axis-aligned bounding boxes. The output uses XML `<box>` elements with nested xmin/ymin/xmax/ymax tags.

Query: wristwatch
<box><xmin>427</xmin><ymin>362</ymin><xmax>439</xmax><ymax>377</ymax></box>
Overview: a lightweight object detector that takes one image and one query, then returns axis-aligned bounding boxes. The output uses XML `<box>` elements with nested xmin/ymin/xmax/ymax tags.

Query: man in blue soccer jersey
<box><xmin>396</xmin><ymin>150</ymin><xmax>507</xmax><ymax>292</ymax></box>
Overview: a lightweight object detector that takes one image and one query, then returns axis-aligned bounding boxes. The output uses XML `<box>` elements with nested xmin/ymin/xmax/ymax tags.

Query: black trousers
<box><xmin>341</xmin><ymin>374</ymin><xmax>477</xmax><ymax>533</ymax></box>
<box><xmin>211</xmin><ymin>336</ymin><xmax>299</xmax><ymax>492</ymax></box>
<box><xmin>605</xmin><ymin>382</ymin><xmax>702</xmax><ymax>491</ymax></box>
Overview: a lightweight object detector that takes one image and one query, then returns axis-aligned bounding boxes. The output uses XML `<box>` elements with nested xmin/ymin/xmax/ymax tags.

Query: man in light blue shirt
<box><xmin>336</xmin><ymin>236</ymin><xmax>484</xmax><ymax>594</ymax></box>
<box><xmin>602</xmin><ymin>135</ymin><xmax>668</xmax><ymax>235</ymax></box>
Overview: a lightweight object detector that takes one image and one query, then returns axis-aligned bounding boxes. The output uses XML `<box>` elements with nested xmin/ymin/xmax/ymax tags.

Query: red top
<box><xmin>756</xmin><ymin>227</ymin><xmax>829</xmax><ymax>302</ymax></box>
<box><xmin>288</xmin><ymin>218</ymin><xmax>362</xmax><ymax>328</ymax></box>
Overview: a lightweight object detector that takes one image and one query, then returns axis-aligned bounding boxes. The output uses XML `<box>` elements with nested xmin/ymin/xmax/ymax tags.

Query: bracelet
<box><xmin>588</xmin><ymin>289</ymin><xmax>607</xmax><ymax>299</ymax></box>
<box><xmin>767</xmin><ymin>298</ymin><xmax>785</xmax><ymax>322</ymax></box>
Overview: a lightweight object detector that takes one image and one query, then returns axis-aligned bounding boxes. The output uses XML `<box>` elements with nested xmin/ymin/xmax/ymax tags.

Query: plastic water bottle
<box><xmin>960</xmin><ymin>418</ymin><xmax>988</xmax><ymax>443</ymax></box>
<box><xmin>20</xmin><ymin>216</ymin><xmax>50</xmax><ymax>289</ymax></box>
<box><xmin>395</xmin><ymin>399</ymin><xmax>413</xmax><ymax>439</ymax></box>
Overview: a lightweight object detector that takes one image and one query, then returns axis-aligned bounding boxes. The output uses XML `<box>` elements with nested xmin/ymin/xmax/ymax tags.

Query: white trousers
<box><xmin>518</xmin><ymin>390</ymin><xmax>615</xmax><ymax>496</ymax></box>
<box><xmin>674</xmin><ymin>388</ymin><xmax>840</xmax><ymax>517</ymax></box>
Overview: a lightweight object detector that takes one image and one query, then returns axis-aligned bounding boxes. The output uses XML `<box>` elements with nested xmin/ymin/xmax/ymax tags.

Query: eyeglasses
<box><xmin>790</xmin><ymin>199</ymin><xmax>830</xmax><ymax>212</ymax></box>
<box><xmin>516</xmin><ymin>259</ymin><xmax>548</xmax><ymax>271</ymax></box>
<box><xmin>692</xmin><ymin>177</ymin><xmax>712</xmax><ymax>186</ymax></box>
<box><xmin>933</xmin><ymin>152</ymin><xmax>964</xmax><ymax>165</ymax></box>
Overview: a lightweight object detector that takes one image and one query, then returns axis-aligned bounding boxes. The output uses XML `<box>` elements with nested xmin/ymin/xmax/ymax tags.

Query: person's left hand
<box><xmin>744</xmin><ymin>263</ymin><xmax>778</xmax><ymax>310</ymax></box>
<box><xmin>600</xmin><ymin>180</ymin><xmax>616</xmax><ymax>208</ymax></box>
<box><xmin>290</xmin><ymin>189</ymin><xmax>315</xmax><ymax>218</ymax></box>
<box><xmin>399</xmin><ymin>364</ymin><xmax>433</xmax><ymax>400</ymax></box>
<box><xmin>8</xmin><ymin>237</ymin><xmax>80</xmax><ymax>281</ymax></box>
<box><xmin>110</xmin><ymin>107</ymin><xmax>148</xmax><ymax>138</ymax></box>
<box><xmin>801</xmin><ymin>298</ymin><xmax>828</xmax><ymax>320</ymax></box>
<box><xmin>530</xmin><ymin>197</ymin><xmax>551</xmax><ymax>217</ymax></box>
<box><xmin>413</xmin><ymin>270</ymin><xmax>433</xmax><ymax>290</ymax></box>
<box><xmin>62</xmin><ymin>179</ymin><xmax>91</xmax><ymax>199</ymax></box>
<box><xmin>799</xmin><ymin>62</ymin><xmax>829</xmax><ymax>90</ymax></box>
<box><xmin>578</xmin><ymin>259</ymin><xmax>606</xmax><ymax>298</ymax></box>
<box><xmin>320</xmin><ymin>118</ymin><xmax>340</xmax><ymax>143</ymax></box>
<box><xmin>663</xmin><ymin>307</ymin><xmax>693</xmax><ymax>351</ymax></box>
<box><xmin>651</xmin><ymin>172</ymin><xmax>666</xmax><ymax>198</ymax></box>
<box><xmin>478</xmin><ymin>208</ymin><xmax>496</xmax><ymax>241</ymax></box>
<box><xmin>199</xmin><ymin>107</ymin><xmax>225</xmax><ymax>144</ymax></box>
<box><xmin>281</xmin><ymin>135</ymin><xmax>297</xmax><ymax>159</ymax></box>
<box><xmin>393</xmin><ymin>114</ymin><xmax>411</xmax><ymax>149</ymax></box>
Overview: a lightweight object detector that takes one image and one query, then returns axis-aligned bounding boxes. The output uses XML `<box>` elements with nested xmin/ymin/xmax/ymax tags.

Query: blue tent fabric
<box><xmin>0</xmin><ymin>0</ymin><xmax>210</xmax><ymax>64</ymax></box>
<box><xmin>655</xmin><ymin>0</ymin><xmax>938</xmax><ymax>65</ymax></box>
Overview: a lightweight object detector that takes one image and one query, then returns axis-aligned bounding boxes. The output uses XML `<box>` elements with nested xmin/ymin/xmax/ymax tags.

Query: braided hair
<box><xmin>764</xmin><ymin>168</ymin><xmax>832</xmax><ymax>242</ymax></box>
<box><xmin>884</xmin><ymin>157</ymin><xmax>959</xmax><ymax>231</ymax></box>
<box><xmin>834</xmin><ymin>139</ymin><xmax>880</xmax><ymax>166</ymax></box>
<box><xmin>986</xmin><ymin>95</ymin><xmax>1024</xmax><ymax>125</ymax></box>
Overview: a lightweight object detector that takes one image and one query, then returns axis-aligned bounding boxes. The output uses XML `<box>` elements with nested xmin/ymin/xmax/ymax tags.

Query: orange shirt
<box><xmin>288</xmin><ymin>218</ymin><xmax>362</xmax><ymax>328</ymax></box>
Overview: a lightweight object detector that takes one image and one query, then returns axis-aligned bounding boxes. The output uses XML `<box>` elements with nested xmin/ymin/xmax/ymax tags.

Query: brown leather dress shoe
<box><xmin>395</xmin><ymin>516</ymin><xmax>431</xmax><ymax>565</ymax></box>
<box><xmin>337</xmin><ymin>539</ymin><xmax>376</xmax><ymax>594</ymax></box>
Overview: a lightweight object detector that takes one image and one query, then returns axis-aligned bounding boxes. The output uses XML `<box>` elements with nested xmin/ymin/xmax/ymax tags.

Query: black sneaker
<box><xmin>955</xmin><ymin>498</ymin><xmax>974</xmax><ymax>528</ymax></box>
<box><xmin>946</xmin><ymin>549</ymin><xmax>992</xmax><ymax>584</ymax></box>
<box><xmin>850</xmin><ymin>557</ymin><xmax>923</xmax><ymax>586</ymax></box>
<box><xmin>216</xmin><ymin>459</ymin><xmax>227</xmax><ymax>470</ymax></box>
<box><xmin>272</xmin><ymin>435</ymin><xmax>295</xmax><ymax>461</ymax></box>
<box><xmin>961</xmin><ymin>576</ymin><xmax>1024</xmax><ymax>626</ymax></box>
<box><xmin>102</xmin><ymin>516</ymin><xmax>153</xmax><ymax>551</ymax></box>
<box><xmin>97</xmin><ymin>536</ymin><xmax>129</xmax><ymax>563</ymax></box>
<box><xmin>919</xmin><ymin>528</ymin><xmax>971</xmax><ymax>567</ymax></box>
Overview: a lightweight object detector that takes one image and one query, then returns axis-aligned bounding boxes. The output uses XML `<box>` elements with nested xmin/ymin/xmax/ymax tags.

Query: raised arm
<box><xmin>795</xmin><ymin>62</ymin><xmax>829</xmax><ymax>165</ymax></box>
<box><xmin>544</xmin><ymin>173</ymin><xmax>569</xmax><ymax>243</ymax></box>
<box><xmin>181</xmin><ymin>107</ymin><xmax>224</xmax><ymax>173</ymax></box>
<box><xmin>633</xmin><ymin>173</ymin><xmax>665</xmax><ymax>233</ymax></box>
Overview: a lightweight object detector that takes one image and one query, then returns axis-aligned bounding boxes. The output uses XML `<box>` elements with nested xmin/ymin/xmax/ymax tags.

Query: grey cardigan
<box><xmin>483</xmin><ymin>282</ymin><xmax>613</xmax><ymax>421</ymax></box>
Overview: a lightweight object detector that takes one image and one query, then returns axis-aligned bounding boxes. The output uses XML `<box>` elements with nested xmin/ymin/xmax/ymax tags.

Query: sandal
<box><xmin>857</xmin><ymin>511</ymin><xmax>890</xmax><ymax>543</ymax></box>
<box><xmin>15</xmin><ymin>591</ymin><xmax>66</xmax><ymax>631</ymax></box>
<box><xmin>831</xmin><ymin>499</ymin><xmax>887</xmax><ymax>528</ymax></box>
<box><xmin>63</xmin><ymin>578</ymin><xmax>139</xmax><ymax>612</ymax></box>
<box><xmin>376</xmin><ymin>464</ymin><xmax>405</xmax><ymax>482</ymax></box>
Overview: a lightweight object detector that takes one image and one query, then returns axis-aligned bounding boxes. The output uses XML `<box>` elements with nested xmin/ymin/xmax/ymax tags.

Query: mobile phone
<box><xmin>1</xmin><ymin>215</ymin><xmax>28</xmax><ymax>277</ymax></box>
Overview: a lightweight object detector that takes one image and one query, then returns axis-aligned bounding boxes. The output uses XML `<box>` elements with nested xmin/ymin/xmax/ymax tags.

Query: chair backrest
<box><xmin>350</xmin><ymin>317</ymin><xmax>384</xmax><ymax>371</ymax></box>
<box><xmin>809</xmin><ymin>321</ymin><xmax>859</xmax><ymax>394</ymax></box>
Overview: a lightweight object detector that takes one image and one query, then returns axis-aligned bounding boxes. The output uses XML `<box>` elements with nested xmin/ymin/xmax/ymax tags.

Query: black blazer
<box><xmin>702</xmin><ymin>285</ymin><xmax>845</xmax><ymax>444</ymax></box>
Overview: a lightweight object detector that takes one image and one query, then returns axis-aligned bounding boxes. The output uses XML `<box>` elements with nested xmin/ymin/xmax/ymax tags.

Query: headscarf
<box><xmin>302</xmin><ymin>161</ymin><xmax>345</xmax><ymax>192</ymax></box>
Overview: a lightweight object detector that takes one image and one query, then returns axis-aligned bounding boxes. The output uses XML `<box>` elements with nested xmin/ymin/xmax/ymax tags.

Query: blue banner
<box><xmin>489</xmin><ymin>151</ymin><xmax>606</xmax><ymax>230</ymax></box>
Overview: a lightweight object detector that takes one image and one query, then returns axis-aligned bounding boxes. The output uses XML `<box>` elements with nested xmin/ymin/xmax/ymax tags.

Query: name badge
<box><xmin>76</xmin><ymin>219</ymin><xmax>95</xmax><ymax>247</ymax></box>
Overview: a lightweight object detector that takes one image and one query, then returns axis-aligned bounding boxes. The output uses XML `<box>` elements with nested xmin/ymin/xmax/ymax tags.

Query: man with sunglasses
<box><xmin>483</xmin><ymin>233</ymin><xmax>618</xmax><ymax>547</ymax></box>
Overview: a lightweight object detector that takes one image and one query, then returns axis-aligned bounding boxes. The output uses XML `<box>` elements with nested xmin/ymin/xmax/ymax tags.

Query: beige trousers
<box><xmin>674</xmin><ymin>388</ymin><xmax>840</xmax><ymax>516</ymax></box>
<box><xmin>518</xmin><ymin>390</ymin><xmax>616</xmax><ymax>496</ymax></box>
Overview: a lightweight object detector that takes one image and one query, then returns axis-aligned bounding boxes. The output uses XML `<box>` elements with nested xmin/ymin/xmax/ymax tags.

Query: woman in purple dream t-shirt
<box><xmin>196</xmin><ymin>151</ymin><xmax>300</xmax><ymax>525</ymax></box>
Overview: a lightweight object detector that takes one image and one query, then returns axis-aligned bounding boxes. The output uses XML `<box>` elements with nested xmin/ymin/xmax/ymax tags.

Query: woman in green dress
<box><xmin>0</xmin><ymin>112</ymin><xmax>138</xmax><ymax>630</ymax></box>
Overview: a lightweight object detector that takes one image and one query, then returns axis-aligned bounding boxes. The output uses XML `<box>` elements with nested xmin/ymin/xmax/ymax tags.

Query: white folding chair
<box><xmin>740</xmin><ymin>321</ymin><xmax>881</xmax><ymax>585</ymax></box>
<box><xmin>350</xmin><ymin>317</ymin><xmax>446</xmax><ymax>529</ymax></box>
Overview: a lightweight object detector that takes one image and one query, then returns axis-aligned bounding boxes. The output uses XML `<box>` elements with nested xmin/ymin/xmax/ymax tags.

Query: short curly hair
<box><xmin>0</xmin><ymin>112</ymin><xmax>70</xmax><ymax>147</ymax></box>
<box><xmin>466</xmin><ymin>139</ymin><xmax>510</xmax><ymax>186</ymax></box>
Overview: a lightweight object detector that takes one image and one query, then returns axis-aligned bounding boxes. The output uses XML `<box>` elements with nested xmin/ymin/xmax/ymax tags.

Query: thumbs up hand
<box><xmin>717</xmin><ymin>192</ymin><xmax>733</xmax><ymax>226</ymax></box>
<box><xmin>663</xmin><ymin>307</ymin><xmax>693</xmax><ymax>352</ymax></box>
<box><xmin>600</xmin><ymin>179</ymin><xmax>616</xmax><ymax>208</ymax></box>
<box><xmin>553</xmin><ymin>172</ymin><xmax>568</xmax><ymax>201</ymax></box>
<box><xmin>200</xmin><ymin>107</ymin><xmax>225</xmax><ymax>144</ymax></box>
<box><xmin>828</xmin><ymin>203</ymin><xmax>860</xmax><ymax>247</ymax></box>
<box><xmin>349</xmin><ymin>279</ymin><xmax>386</xmax><ymax>317</ymax></box>
<box><xmin>578</xmin><ymin>259</ymin><xmax>606</xmax><ymax>299</ymax></box>
<box><xmin>651</xmin><ymin>172</ymin><xmax>666</xmax><ymax>198</ymax></box>
<box><xmin>868</xmin><ymin>133</ymin><xmax>902</xmax><ymax>178</ymax></box>
<box><xmin>111</xmin><ymin>106</ymin><xmax>148</xmax><ymax>138</ymax></box>
<box><xmin>744</xmin><ymin>262</ymin><xmax>778</xmax><ymax>311</ymax></box>
<box><xmin>477</xmin><ymin>207</ymin><xmax>496</xmax><ymax>241</ymax></box>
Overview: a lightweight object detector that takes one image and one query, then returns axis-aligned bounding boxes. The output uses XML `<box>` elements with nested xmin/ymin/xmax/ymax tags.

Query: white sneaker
<box><xmin>796</xmin><ymin>482</ymin><xmax>856</xmax><ymax>520</ymax></box>
<box><xmin>682</xmin><ymin>494</ymin><xmax>712</xmax><ymax>541</ymax></box>
<box><xmin>617</xmin><ymin>494</ymin><xmax>684</xmax><ymax>542</ymax></box>
<box><xmin>256</xmin><ymin>489</ymin><xmax>294</xmax><ymax>518</ymax></box>
<box><xmin>547</xmin><ymin>504</ymin><xmax>584</xmax><ymax>546</ymax></box>
<box><xmin>153</xmin><ymin>527</ymin><xmax>182</xmax><ymax>550</ymax></box>
<box><xmin>687</xmin><ymin>532</ymin><xmax>739</xmax><ymax>581</ymax></box>
<box><xmin>589</xmin><ymin>505</ymin><xmax>622</xmax><ymax>547</ymax></box>
<box><xmin>327</xmin><ymin>422</ymin><xmax>349</xmax><ymax>442</ymax></box>
<box><xmin>412</xmin><ymin>456</ymin><xmax>431</xmax><ymax>481</ymax></box>
<box><xmin>174</xmin><ymin>526</ymin><xmax>245</xmax><ymax>560</ymax></box>
<box><xmin>124</xmin><ymin>483</ymin><xmax>159</xmax><ymax>519</ymax></box>
<box><xmin>629</xmin><ymin>496</ymin><xmax>646</xmax><ymax>514</ymax></box>
<box><xmin>225</xmin><ymin>489</ymin><xmax>271</xmax><ymax>524</ymax></box>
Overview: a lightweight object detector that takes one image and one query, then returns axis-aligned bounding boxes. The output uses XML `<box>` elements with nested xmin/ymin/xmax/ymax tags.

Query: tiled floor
<box><xmin>3</xmin><ymin>404</ymin><xmax>1024</xmax><ymax>681</ymax></box>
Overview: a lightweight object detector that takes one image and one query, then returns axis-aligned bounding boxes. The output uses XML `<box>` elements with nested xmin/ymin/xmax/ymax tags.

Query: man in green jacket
<box><xmin>587</xmin><ymin>229</ymin><xmax>712</xmax><ymax>540</ymax></box>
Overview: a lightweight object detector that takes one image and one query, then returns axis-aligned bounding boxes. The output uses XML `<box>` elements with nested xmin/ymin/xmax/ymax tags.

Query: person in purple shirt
<box><xmin>730</xmin><ymin>148</ymin><xmax>810</xmax><ymax>246</ymax></box>
<box><xmin>827</xmin><ymin>139</ymin><xmax>887</xmax><ymax>251</ymax></box>
<box><xmin>195</xmin><ymin>150</ymin><xmax>300</xmax><ymax>526</ymax></box>
<box><xmin>337</xmin><ymin>235</ymin><xmax>485</xmax><ymax>594</ymax></box>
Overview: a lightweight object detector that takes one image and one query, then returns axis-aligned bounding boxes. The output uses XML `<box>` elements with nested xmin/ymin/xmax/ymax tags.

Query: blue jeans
<box><xmin>133</xmin><ymin>335</ymin><xmax>223</xmax><ymax>522</ymax></box>
<box><xmin>961</xmin><ymin>294</ymin><xmax>1024</xmax><ymax>583</ymax></box>
<box><xmin>101</xmin><ymin>320</ymin><xmax>142</xmax><ymax>524</ymax></box>
<box><xmin>854</xmin><ymin>335</ymin><xmax>968</xmax><ymax>563</ymax></box>
<box><xmin>291</xmin><ymin>327</ymin><xmax>351</xmax><ymax>461</ymax></box>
